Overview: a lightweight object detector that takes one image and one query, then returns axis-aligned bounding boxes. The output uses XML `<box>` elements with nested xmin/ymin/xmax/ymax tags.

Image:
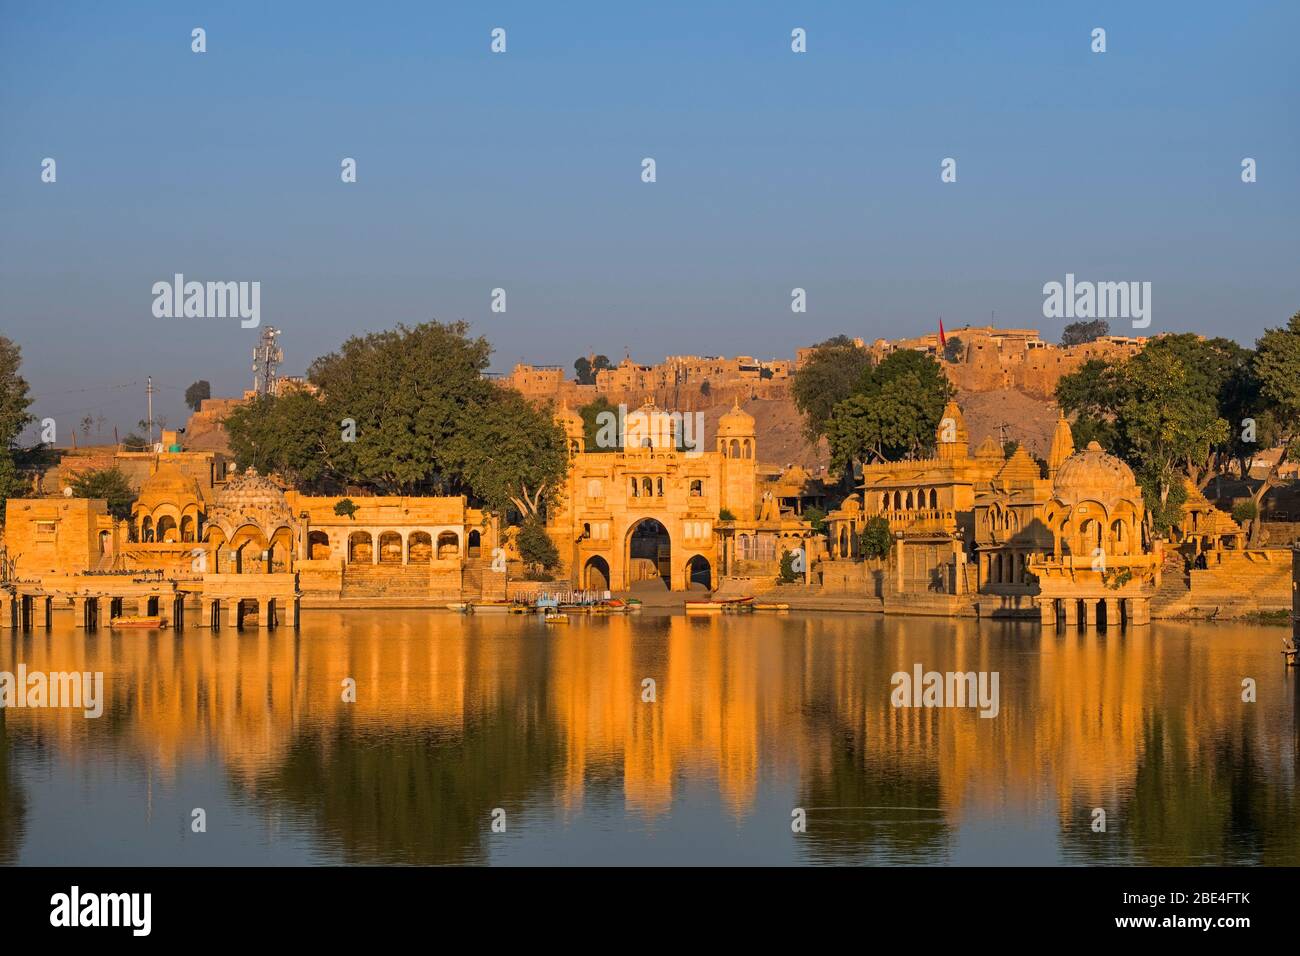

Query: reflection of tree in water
<box><xmin>1066</xmin><ymin>712</ymin><xmax>1300</xmax><ymax>866</ymax></box>
<box><xmin>0</xmin><ymin>717</ymin><xmax>28</xmax><ymax>864</ymax></box>
<box><xmin>250</xmin><ymin>705</ymin><xmax>564</xmax><ymax>865</ymax></box>
<box><xmin>796</xmin><ymin>713</ymin><xmax>949</xmax><ymax>864</ymax></box>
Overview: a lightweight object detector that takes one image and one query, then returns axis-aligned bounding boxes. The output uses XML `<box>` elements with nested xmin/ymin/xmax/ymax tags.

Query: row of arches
<box><xmin>139</xmin><ymin>514</ymin><xmax>200</xmax><ymax>543</ymax></box>
<box><xmin>722</xmin><ymin>438</ymin><xmax>753</xmax><ymax>459</ymax></box>
<box><xmin>579</xmin><ymin>552</ymin><xmax>713</xmax><ymax>590</ymax></box>
<box><xmin>333</xmin><ymin>530</ymin><xmax>477</xmax><ymax>564</ymax></box>
<box><xmin>1045</xmin><ymin>502</ymin><xmax>1138</xmax><ymax>558</ymax></box>
<box><xmin>630</xmin><ymin>477</ymin><xmax>665</xmax><ymax>498</ymax></box>
<box><xmin>881</xmin><ymin>488</ymin><xmax>939</xmax><ymax>512</ymax></box>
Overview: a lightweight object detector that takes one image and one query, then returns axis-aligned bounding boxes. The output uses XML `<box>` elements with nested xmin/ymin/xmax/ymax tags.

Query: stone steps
<box><xmin>342</xmin><ymin>563</ymin><xmax>432</xmax><ymax>597</ymax></box>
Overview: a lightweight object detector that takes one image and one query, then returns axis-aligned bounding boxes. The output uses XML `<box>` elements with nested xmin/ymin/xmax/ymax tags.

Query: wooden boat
<box><xmin>543</xmin><ymin>612</ymin><xmax>569</xmax><ymax>624</ymax></box>
<box><xmin>685</xmin><ymin>596</ymin><xmax>754</xmax><ymax>614</ymax></box>
<box><xmin>445</xmin><ymin>602</ymin><xmax>472</xmax><ymax>613</ymax></box>
<box><xmin>111</xmin><ymin>615</ymin><xmax>168</xmax><ymax>628</ymax></box>
<box><xmin>470</xmin><ymin>602</ymin><xmax>511</xmax><ymax>614</ymax></box>
<box><xmin>754</xmin><ymin>603</ymin><xmax>791</xmax><ymax>611</ymax></box>
<box><xmin>1284</xmin><ymin>639</ymin><xmax>1298</xmax><ymax>666</ymax></box>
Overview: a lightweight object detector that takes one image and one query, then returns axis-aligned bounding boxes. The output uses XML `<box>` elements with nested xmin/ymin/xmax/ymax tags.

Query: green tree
<box><xmin>825</xmin><ymin>351</ymin><xmax>954</xmax><ymax>470</ymax></box>
<box><xmin>792</xmin><ymin>338</ymin><xmax>872</xmax><ymax>442</ymax></box>
<box><xmin>1243</xmin><ymin>311</ymin><xmax>1300</xmax><ymax>542</ymax></box>
<box><xmin>223</xmin><ymin>391</ymin><xmax>335</xmax><ymax>489</ymax></box>
<box><xmin>1058</xmin><ymin>336</ymin><xmax>1237</xmax><ymax>541</ymax></box>
<box><xmin>941</xmin><ymin>336</ymin><xmax>964</xmax><ymax>363</ymax></box>
<box><xmin>516</xmin><ymin>516</ymin><xmax>559</xmax><ymax>576</ymax></box>
<box><xmin>442</xmin><ymin>388</ymin><xmax>568</xmax><ymax>520</ymax></box>
<box><xmin>574</xmin><ymin>354</ymin><xmax>612</xmax><ymax>386</ymax></box>
<box><xmin>803</xmin><ymin>505</ymin><xmax>827</xmax><ymax>532</ymax></box>
<box><xmin>184</xmin><ymin>380</ymin><xmax>211</xmax><ymax>412</ymax></box>
<box><xmin>579</xmin><ymin>396</ymin><xmax>620</xmax><ymax>452</ymax></box>
<box><xmin>66</xmin><ymin>467</ymin><xmax>134</xmax><ymax>520</ymax></box>
<box><xmin>308</xmin><ymin>321</ymin><xmax>495</xmax><ymax>494</ymax></box>
<box><xmin>0</xmin><ymin>337</ymin><xmax>34</xmax><ymax>518</ymax></box>
<box><xmin>859</xmin><ymin>516</ymin><xmax>893</xmax><ymax>559</ymax></box>
<box><xmin>333</xmin><ymin>498</ymin><xmax>358</xmax><ymax>520</ymax></box>
<box><xmin>1061</xmin><ymin>319</ymin><xmax>1110</xmax><ymax>346</ymax></box>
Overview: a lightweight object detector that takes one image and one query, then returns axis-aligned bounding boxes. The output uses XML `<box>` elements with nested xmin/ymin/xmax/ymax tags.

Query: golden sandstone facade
<box><xmin>546</xmin><ymin>400</ymin><xmax>815</xmax><ymax>592</ymax></box>
<box><xmin>1</xmin><ymin>370</ymin><xmax>1291</xmax><ymax>628</ymax></box>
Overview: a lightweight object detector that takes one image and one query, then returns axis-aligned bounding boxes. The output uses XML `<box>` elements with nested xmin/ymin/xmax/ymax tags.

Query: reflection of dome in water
<box><xmin>1052</xmin><ymin>441</ymin><xmax>1138</xmax><ymax>506</ymax></box>
<box><xmin>137</xmin><ymin>463</ymin><xmax>202</xmax><ymax>508</ymax></box>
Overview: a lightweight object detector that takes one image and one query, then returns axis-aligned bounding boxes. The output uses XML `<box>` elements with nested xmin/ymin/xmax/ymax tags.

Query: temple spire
<box><xmin>1048</xmin><ymin>411</ymin><xmax>1074</xmax><ymax>478</ymax></box>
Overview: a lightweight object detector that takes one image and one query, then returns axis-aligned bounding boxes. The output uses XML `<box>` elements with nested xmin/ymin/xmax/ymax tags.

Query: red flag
<box><xmin>938</xmin><ymin>318</ymin><xmax>947</xmax><ymax>347</ymax></box>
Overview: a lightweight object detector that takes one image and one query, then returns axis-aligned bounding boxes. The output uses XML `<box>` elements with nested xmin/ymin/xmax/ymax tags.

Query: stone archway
<box><xmin>686</xmin><ymin>554</ymin><xmax>712</xmax><ymax>590</ymax></box>
<box><xmin>378</xmin><ymin>531</ymin><xmax>403</xmax><ymax>564</ymax></box>
<box><xmin>308</xmin><ymin>530</ymin><xmax>331</xmax><ymax>559</ymax></box>
<box><xmin>408</xmin><ymin>531</ymin><xmax>432</xmax><ymax>563</ymax></box>
<box><xmin>348</xmin><ymin>531</ymin><xmax>373</xmax><ymax>564</ymax></box>
<box><xmin>627</xmin><ymin>518</ymin><xmax>671</xmax><ymax>589</ymax></box>
<box><xmin>583</xmin><ymin>555</ymin><xmax>611</xmax><ymax>591</ymax></box>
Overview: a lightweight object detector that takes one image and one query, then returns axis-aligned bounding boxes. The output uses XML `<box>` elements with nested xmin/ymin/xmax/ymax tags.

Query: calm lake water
<box><xmin>2</xmin><ymin>610</ymin><xmax>1297</xmax><ymax>866</ymax></box>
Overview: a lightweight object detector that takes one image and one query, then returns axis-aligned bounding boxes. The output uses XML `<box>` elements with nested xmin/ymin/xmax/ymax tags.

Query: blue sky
<box><xmin>1</xmin><ymin>1</ymin><xmax>1297</xmax><ymax>438</ymax></box>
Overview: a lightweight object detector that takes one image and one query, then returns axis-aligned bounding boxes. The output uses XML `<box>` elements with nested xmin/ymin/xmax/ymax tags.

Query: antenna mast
<box><xmin>252</xmin><ymin>327</ymin><xmax>283</xmax><ymax>396</ymax></box>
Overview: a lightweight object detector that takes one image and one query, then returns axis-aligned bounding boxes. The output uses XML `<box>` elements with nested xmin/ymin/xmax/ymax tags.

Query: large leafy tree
<box><xmin>223</xmin><ymin>391</ymin><xmax>336</xmax><ymax>488</ymax></box>
<box><xmin>66</xmin><ymin>467</ymin><xmax>135</xmax><ymax>520</ymax></box>
<box><xmin>579</xmin><ymin>396</ymin><xmax>620</xmax><ymax>452</ymax></box>
<box><xmin>224</xmin><ymin>321</ymin><xmax>569</xmax><ymax>523</ymax></box>
<box><xmin>308</xmin><ymin>321</ymin><xmax>495</xmax><ymax>494</ymax></box>
<box><xmin>1061</xmin><ymin>319</ymin><xmax>1110</xmax><ymax>346</ymax></box>
<box><xmin>1242</xmin><ymin>312</ymin><xmax>1300</xmax><ymax>542</ymax></box>
<box><xmin>574</xmin><ymin>354</ymin><xmax>612</xmax><ymax>386</ymax></box>
<box><xmin>184</xmin><ymin>380</ymin><xmax>211</xmax><ymax>412</ymax></box>
<box><xmin>1056</xmin><ymin>334</ymin><xmax>1249</xmax><ymax>539</ymax></box>
<box><xmin>791</xmin><ymin>336</ymin><xmax>872</xmax><ymax>442</ymax></box>
<box><xmin>0</xmin><ymin>337</ymin><xmax>34</xmax><ymax>517</ymax></box>
<box><xmin>825</xmin><ymin>350</ymin><xmax>954</xmax><ymax>469</ymax></box>
<box><xmin>442</xmin><ymin>388</ymin><xmax>568</xmax><ymax>519</ymax></box>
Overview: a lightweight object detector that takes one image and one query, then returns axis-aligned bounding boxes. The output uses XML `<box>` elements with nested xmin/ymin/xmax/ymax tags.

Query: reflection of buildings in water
<box><xmin>0</xmin><ymin>719</ymin><xmax>27</xmax><ymax>864</ymax></box>
<box><xmin>1</xmin><ymin>615</ymin><xmax>1296</xmax><ymax>864</ymax></box>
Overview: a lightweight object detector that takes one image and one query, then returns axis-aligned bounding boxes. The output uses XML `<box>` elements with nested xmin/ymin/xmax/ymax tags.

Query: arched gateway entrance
<box><xmin>626</xmin><ymin>518</ymin><xmax>671</xmax><ymax>589</ymax></box>
<box><xmin>686</xmin><ymin>555</ymin><xmax>712</xmax><ymax>590</ymax></box>
<box><xmin>583</xmin><ymin>555</ymin><xmax>611</xmax><ymax>590</ymax></box>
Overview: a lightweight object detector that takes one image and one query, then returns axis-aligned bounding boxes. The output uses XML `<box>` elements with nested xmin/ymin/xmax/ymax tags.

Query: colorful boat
<box><xmin>111</xmin><ymin>615</ymin><xmax>168</xmax><ymax>628</ymax></box>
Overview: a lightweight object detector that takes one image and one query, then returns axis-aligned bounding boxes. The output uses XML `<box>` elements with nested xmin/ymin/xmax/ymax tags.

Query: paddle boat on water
<box><xmin>685</xmin><ymin>596</ymin><xmax>754</xmax><ymax>614</ymax></box>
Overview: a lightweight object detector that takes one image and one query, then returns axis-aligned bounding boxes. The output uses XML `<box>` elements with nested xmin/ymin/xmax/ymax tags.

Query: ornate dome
<box><xmin>554</xmin><ymin>400</ymin><xmax>583</xmax><ymax>430</ymax></box>
<box><xmin>718</xmin><ymin>399</ymin><xmax>755</xmax><ymax>435</ymax></box>
<box><xmin>209</xmin><ymin>467</ymin><xmax>291</xmax><ymax>526</ymax></box>
<box><xmin>974</xmin><ymin>436</ymin><xmax>1002</xmax><ymax>460</ymax></box>
<box><xmin>136</xmin><ymin>463</ymin><xmax>203</xmax><ymax>509</ymax></box>
<box><xmin>1052</xmin><ymin>441</ymin><xmax>1139</xmax><ymax>506</ymax></box>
